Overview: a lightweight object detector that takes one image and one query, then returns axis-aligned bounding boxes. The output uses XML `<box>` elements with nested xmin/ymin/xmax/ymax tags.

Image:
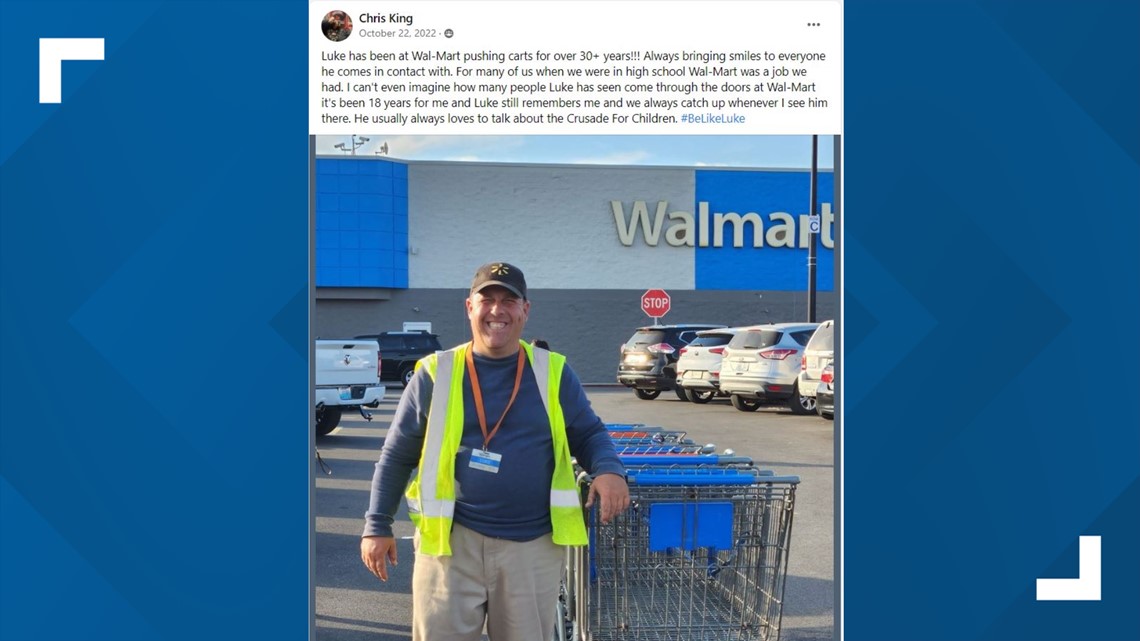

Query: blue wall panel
<box><xmin>695</xmin><ymin>170</ymin><xmax>835</xmax><ymax>291</ymax></box>
<box><xmin>314</xmin><ymin>157</ymin><xmax>409</xmax><ymax>288</ymax></box>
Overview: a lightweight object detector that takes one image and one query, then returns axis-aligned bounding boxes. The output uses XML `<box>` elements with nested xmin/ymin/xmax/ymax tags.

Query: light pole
<box><xmin>807</xmin><ymin>135</ymin><xmax>818</xmax><ymax>323</ymax></box>
<box><xmin>334</xmin><ymin>135</ymin><xmax>369</xmax><ymax>155</ymax></box>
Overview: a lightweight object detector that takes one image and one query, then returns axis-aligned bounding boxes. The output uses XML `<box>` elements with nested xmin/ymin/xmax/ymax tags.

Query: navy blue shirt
<box><xmin>364</xmin><ymin>347</ymin><xmax>624</xmax><ymax>541</ymax></box>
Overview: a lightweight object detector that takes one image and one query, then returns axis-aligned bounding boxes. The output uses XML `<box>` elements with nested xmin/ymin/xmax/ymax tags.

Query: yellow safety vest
<box><xmin>405</xmin><ymin>340</ymin><xmax>588</xmax><ymax>555</ymax></box>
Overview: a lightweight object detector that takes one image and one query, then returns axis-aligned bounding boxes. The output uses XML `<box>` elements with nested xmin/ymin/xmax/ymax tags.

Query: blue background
<box><xmin>844</xmin><ymin>1</ymin><xmax>1139</xmax><ymax>640</ymax></box>
<box><xmin>1</xmin><ymin>2</ymin><xmax>309</xmax><ymax>640</ymax></box>
<box><xmin>1</xmin><ymin>3</ymin><xmax>1137</xmax><ymax>641</ymax></box>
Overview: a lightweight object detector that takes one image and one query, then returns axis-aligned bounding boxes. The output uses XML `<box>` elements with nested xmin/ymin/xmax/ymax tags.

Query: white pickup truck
<box><xmin>315</xmin><ymin>339</ymin><xmax>386</xmax><ymax>436</ymax></box>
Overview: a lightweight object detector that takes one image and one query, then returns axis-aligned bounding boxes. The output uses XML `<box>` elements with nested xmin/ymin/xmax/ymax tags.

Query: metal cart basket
<box><xmin>614</xmin><ymin>444</ymin><xmax>714</xmax><ymax>456</ymax></box>
<box><xmin>565</xmin><ymin>468</ymin><xmax>799</xmax><ymax>641</ymax></box>
<box><xmin>608</xmin><ymin>431</ymin><xmax>695</xmax><ymax>445</ymax></box>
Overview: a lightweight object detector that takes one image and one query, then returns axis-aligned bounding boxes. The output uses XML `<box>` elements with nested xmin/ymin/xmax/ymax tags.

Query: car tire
<box><xmin>634</xmin><ymin>389</ymin><xmax>661</xmax><ymax>400</ymax></box>
<box><xmin>401</xmin><ymin>366</ymin><xmax>415</xmax><ymax>387</ymax></box>
<box><xmin>686</xmin><ymin>388</ymin><xmax>715</xmax><ymax>404</ymax></box>
<box><xmin>730</xmin><ymin>394</ymin><xmax>761</xmax><ymax>412</ymax></box>
<box><xmin>316</xmin><ymin>405</ymin><xmax>342</xmax><ymax>436</ymax></box>
<box><xmin>789</xmin><ymin>383</ymin><xmax>816</xmax><ymax>415</ymax></box>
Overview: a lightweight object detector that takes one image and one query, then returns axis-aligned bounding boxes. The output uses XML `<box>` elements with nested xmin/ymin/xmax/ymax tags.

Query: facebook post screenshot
<box><xmin>310</xmin><ymin>2</ymin><xmax>842</xmax><ymax>640</ymax></box>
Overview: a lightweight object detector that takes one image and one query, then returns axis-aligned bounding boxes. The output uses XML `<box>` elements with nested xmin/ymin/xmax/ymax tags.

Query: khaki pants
<box><xmin>412</xmin><ymin>523</ymin><xmax>564</xmax><ymax>641</ymax></box>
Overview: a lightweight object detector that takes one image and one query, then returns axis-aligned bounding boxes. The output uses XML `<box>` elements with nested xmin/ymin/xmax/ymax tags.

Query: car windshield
<box><xmin>688</xmin><ymin>334</ymin><xmax>733</xmax><ymax>347</ymax></box>
<box><xmin>625</xmin><ymin>329</ymin><xmax>666</xmax><ymax>348</ymax></box>
<box><xmin>728</xmin><ymin>329</ymin><xmax>782</xmax><ymax>350</ymax></box>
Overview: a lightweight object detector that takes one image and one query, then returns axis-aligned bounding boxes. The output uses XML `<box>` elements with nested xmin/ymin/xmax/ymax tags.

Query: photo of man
<box><xmin>321</xmin><ymin>10</ymin><xmax>352</xmax><ymax>42</ymax></box>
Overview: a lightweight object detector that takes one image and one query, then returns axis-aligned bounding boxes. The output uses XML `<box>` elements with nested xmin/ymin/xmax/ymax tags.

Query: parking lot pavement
<box><xmin>316</xmin><ymin>386</ymin><xmax>835</xmax><ymax>641</ymax></box>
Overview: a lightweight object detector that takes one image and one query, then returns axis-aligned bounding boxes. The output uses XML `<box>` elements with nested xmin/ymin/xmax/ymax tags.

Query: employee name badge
<box><xmin>469</xmin><ymin>448</ymin><xmax>502</xmax><ymax>473</ymax></box>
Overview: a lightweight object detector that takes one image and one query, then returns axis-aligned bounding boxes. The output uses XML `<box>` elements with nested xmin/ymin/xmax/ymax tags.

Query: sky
<box><xmin>314</xmin><ymin>135</ymin><xmax>836</xmax><ymax>169</ymax></box>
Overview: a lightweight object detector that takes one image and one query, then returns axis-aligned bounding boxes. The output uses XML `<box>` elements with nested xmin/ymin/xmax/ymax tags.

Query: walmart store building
<box><xmin>314</xmin><ymin>157</ymin><xmax>837</xmax><ymax>383</ymax></box>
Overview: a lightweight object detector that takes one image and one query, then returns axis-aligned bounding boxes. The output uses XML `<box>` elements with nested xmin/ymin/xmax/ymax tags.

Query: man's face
<box><xmin>466</xmin><ymin>286</ymin><xmax>529</xmax><ymax>357</ymax></box>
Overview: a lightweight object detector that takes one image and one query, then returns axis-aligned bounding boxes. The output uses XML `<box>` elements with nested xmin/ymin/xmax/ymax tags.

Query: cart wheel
<box><xmin>730</xmin><ymin>394</ymin><xmax>761</xmax><ymax>412</ymax></box>
<box><xmin>554</xmin><ymin>599</ymin><xmax>570</xmax><ymax>641</ymax></box>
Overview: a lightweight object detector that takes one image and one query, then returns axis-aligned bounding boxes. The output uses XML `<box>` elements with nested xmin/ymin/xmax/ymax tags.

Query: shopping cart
<box><xmin>614</xmin><ymin>444</ymin><xmax>716</xmax><ymax>457</ymax></box>
<box><xmin>618</xmin><ymin>451</ymin><xmax>750</xmax><ymax>467</ymax></box>
<box><xmin>563</xmin><ymin>468</ymin><xmax>799</xmax><ymax>641</ymax></box>
<box><xmin>608</xmin><ymin>430</ymin><xmax>695</xmax><ymax>445</ymax></box>
<box><xmin>605</xmin><ymin>423</ymin><xmax>649</xmax><ymax>430</ymax></box>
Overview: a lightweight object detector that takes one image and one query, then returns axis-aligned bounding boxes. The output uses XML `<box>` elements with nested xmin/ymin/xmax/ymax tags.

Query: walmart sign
<box><xmin>609</xmin><ymin>169</ymin><xmax>835</xmax><ymax>291</ymax></box>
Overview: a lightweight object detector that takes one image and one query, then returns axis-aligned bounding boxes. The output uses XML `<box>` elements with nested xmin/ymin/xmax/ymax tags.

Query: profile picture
<box><xmin>322</xmin><ymin>10</ymin><xmax>352</xmax><ymax>42</ymax></box>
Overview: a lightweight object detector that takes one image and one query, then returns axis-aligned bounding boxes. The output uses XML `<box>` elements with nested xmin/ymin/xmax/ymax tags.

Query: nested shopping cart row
<box><xmin>607</xmin><ymin>423</ymin><xmax>695</xmax><ymax>446</ymax></box>
<box><xmin>560</xmin><ymin>428</ymin><xmax>800</xmax><ymax>641</ymax></box>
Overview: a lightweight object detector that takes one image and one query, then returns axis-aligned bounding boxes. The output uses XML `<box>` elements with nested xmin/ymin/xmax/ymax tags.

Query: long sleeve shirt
<box><xmin>363</xmin><ymin>349</ymin><xmax>624</xmax><ymax>540</ymax></box>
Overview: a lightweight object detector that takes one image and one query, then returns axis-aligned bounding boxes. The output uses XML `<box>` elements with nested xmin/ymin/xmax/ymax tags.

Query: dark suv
<box><xmin>353</xmin><ymin>331</ymin><xmax>443</xmax><ymax>386</ymax></box>
<box><xmin>617</xmin><ymin>324</ymin><xmax>726</xmax><ymax>400</ymax></box>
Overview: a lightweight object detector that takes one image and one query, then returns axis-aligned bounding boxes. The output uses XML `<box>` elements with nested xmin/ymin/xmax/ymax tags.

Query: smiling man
<box><xmin>361</xmin><ymin>262</ymin><xmax>629</xmax><ymax>641</ymax></box>
<box><xmin>466</xmin><ymin>262</ymin><xmax>530</xmax><ymax>357</ymax></box>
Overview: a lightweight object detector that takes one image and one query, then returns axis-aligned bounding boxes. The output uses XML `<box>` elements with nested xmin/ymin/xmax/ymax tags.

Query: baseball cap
<box><xmin>470</xmin><ymin>262</ymin><xmax>527</xmax><ymax>300</ymax></box>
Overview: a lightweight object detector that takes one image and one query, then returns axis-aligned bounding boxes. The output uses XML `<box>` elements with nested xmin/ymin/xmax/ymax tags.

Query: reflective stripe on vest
<box><xmin>417</xmin><ymin>349</ymin><xmax>450</xmax><ymax>518</ymax></box>
<box><xmin>407</xmin><ymin>341</ymin><xmax>587</xmax><ymax>556</ymax></box>
<box><xmin>404</xmin><ymin>348</ymin><xmax>464</xmax><ymax>555</ymax></box>
<box><xmin>530</xmin><ymin>342</ymin><xmax>589</xmax><ymax>547</ymax></box>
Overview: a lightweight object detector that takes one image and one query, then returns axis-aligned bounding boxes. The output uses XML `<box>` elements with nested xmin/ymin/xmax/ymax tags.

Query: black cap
<box><xmin>470</xmin><ymin>262</ymin><xmax>527</xmax><ymax>299</ymax></box>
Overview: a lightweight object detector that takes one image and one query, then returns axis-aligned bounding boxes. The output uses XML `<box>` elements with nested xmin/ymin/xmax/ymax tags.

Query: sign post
<box><xmin>641</xmin><ymin>289</ymin><xmax>671</xmax><ymax>321</ymax></box>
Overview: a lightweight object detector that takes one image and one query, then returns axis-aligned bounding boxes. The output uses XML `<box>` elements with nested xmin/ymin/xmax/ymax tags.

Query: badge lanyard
<box><xmin>464</xmin><ymin>345</ymin><xmax>525</xmax><ymax>450</ymax></box>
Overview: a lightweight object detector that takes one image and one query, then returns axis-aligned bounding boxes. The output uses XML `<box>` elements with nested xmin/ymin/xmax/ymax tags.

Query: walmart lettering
<box><xmin>611</xmin><ymin>200</ymin><xmax>835</xmax><ymax>249</ymax></box>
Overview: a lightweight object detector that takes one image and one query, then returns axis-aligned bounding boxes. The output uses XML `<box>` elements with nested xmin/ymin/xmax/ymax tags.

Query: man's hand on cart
<box><xmin>361</xmin><ymin>535</ymin><xmax>398</xmax><ymax>581</ymax></box>
<box><xmin>585</xmin><ymin>472</ymin><xmax>631</xmax><ymax>524</ymax></box>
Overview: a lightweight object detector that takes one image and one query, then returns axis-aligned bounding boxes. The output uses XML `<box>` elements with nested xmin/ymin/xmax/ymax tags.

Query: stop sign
<box><xmin>641</xmin><ymin>289</ymin><xmax>671</xmax><ymax>319</ymax></box>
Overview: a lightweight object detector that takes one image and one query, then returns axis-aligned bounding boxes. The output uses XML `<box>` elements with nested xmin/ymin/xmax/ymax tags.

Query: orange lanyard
<box><xmin>464</xmin><ymin>345</ymin><xmax>525</xmax><ymax>449</ymax></box>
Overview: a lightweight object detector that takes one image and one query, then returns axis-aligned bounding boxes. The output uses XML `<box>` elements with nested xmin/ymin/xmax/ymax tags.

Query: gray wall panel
<box><xmin>316</xmin><ymin>289</ymin><xmax>836</xmax><ymax>384</ymax></box>
<box><xmin>408</xmin><ymin>163</ymin><xmax>697</xmax><ymax>289</ymax></box>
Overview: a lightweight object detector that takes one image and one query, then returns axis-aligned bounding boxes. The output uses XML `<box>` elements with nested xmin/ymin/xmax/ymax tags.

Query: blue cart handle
<box><xmin>627</xmin><ymin>469</ymin><xmax>801</xmax><ymax>486</ymax></box>
<box><xmin>618</xmin><ymin>454</ymin><xmax>752</xmax><ymax>466</ymax></box>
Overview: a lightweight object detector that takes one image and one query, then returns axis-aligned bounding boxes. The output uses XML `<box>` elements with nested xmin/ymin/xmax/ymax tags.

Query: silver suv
<box><xmin>797</xmin><ymin>320</ymin><xmax>834</xmax><ymax>408</ymax></box>
<box><xmin>675</xmin><ymin>327</ymin><xmax>742</xmax><ymax>403</ymax></box>
<box><xmin>617</xmin><ymin>324</ymin><xmax>726</xmax><ymax>400</ymax></box>
<box><xmin>719</xmin><ymin>322</ymin><xmax>819</xmax><ymax>413</ymax></box>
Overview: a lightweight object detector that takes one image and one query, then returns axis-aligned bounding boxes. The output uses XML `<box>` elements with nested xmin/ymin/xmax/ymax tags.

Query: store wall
<box><xmin>315</xmin><ymin>159</ymin><xmax>408</xmax><ymax>287</ymax></box>
<box><xmin>408</xmin><ymin>163</ymin><xmax>697</xmax><ymax>289</ymax></box>
<box><xmin>313</xmin><ymin>157</ymin><xmax>839</xmax><ymax>383</ymax></box>
<box><xmin>315</xmin><ymin>288</ymin><xmax>837</xmax><ymax>384</ymax></box>
<box><xmin>406</xmin><ymin>161</ymin><xmax>835</xmax><ymax>292</ymax></box>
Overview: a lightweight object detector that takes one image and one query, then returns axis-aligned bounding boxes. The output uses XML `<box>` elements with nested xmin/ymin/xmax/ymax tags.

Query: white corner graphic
<box><xmin>1036</xmin><ymin>535</ymin><xmax>1101</xmax><ymax>601</ymax></box>
<box><xmin>39</xmin><ymin>38</ymin><xmax>105</xmax><ymax>104</ymax></box>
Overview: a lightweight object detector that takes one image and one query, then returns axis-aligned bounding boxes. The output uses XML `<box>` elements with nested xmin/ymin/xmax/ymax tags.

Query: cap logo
<box><xmin>490</xmin><ymin>263</ymin><xmax>509</xmax><ymax>276</ymax></box>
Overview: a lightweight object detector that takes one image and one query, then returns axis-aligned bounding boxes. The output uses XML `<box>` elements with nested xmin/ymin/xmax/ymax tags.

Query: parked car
<box><xmin>314</xmin><ymin>339</ymin><xmax>385</xmax><ymax>436</ymax></box>
<box><xmin>617</xmin><ymin>324</ymin><xmax>726</xmax><ymax>400</ymax></box>
<box><xmin>797</xmin><ymin>319</ymin><xmax>834</xmax><ymax>409</ymax></box>
<box><xmin>816</xmin><ymin>362</ymin><xmax>834</xmax><ymax>419</ymax></box>
<box><xmin>353</xmin><ymin>330</ymin><xmax>443</xmax><ymax>386</ymax></box>
<box><xmin>675</xmin><ymin>327</ymin><xmax>742</xmax><ymax>403</ymax></box>
<box><xmin>718</xmin><ymin>322</ymin><xmax>820</xmax><ymax>413</ymax></box>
